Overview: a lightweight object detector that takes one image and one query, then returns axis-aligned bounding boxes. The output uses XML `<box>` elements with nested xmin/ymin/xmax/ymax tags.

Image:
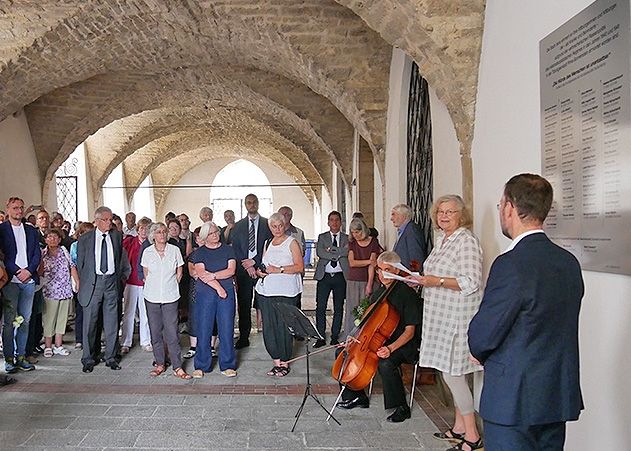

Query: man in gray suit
<box><xmin>314</xmin><ymin>211</ymin><xmax>349</xmax><ymax>348</ymax></box>
<box><xmin>391</xmin><ymin>204</ymin><xmax>426</xmax><ymax>270</ymax></box>
<box><xmin>77</xmin><ymin>206</ymin><xmax>130</xmax><ymax>373</ymax></box>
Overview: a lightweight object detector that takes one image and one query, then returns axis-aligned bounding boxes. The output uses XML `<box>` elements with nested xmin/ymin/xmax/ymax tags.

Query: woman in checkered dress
<box><xmin>409</xmin><ymin>194</ymin><xmax>484</xmax><ymax>451</ymax></box>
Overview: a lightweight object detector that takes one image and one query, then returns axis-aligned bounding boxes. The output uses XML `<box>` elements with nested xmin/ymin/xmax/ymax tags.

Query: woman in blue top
<box><xmin>192</xmin><ymin>222</ymin><xmax>237</xmax><ymax>378</ymax></box>
<box><xmin>69</xmin><ymin>222</ymin><xmax>95</xmax><ymax>350</ymax></box>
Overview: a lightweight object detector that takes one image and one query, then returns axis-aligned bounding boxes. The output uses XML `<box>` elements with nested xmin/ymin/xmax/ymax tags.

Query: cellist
<box><xmin>337</xmin><ymin>251</ymin><xmax>422</xmax><ymax>423</ymax></box>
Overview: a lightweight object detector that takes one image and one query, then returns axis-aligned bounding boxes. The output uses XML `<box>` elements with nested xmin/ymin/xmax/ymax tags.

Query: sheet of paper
<box><xmin>391</xmin><ymin>262</ymin><xmax>420</xmax><ymax>277</ymax></box>
<box><xmin>381</xmin><ymin>271</ymin><xmax>421</xmax><ymax>284</ymax></box>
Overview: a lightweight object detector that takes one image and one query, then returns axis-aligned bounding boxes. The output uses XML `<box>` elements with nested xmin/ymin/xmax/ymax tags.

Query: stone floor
<box><xmin>0</xmin><ymin>275</ymin><xmax>455</xmax><ymax>450</ymax></box>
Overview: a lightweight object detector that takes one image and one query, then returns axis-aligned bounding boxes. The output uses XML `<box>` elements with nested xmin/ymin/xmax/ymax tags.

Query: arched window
<box><xmin>210</xmin><ymin>160</ymin><xmax>273</xmax><ymax>225</ymax></box>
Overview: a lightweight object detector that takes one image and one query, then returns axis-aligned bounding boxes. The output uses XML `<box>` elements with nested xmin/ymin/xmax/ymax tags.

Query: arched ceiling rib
<box><xmin>111</xmin><ymin>112</ymin><xmax>325</xmax><ymax>203</ymax></box>
<box><xmin>30</xmin><ymin>68</ymin><xmax>352</xmax><ymax>199</ymax></box>
<box><xmin>2</xmin><ymin>0</ymin><xmax>390</xmax><ymax>173</ymax></box>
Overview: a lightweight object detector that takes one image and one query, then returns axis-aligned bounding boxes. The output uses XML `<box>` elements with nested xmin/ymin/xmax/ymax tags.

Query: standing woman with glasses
<box><xmin>191</xmin><ymin>222</ymin><xmax>237</xmax><ymax>378</ymax></box>
<box><xmin>141</xmin><ymin>223</ymin><xmax>190</xmax><ymax>379</ymax></box>
<box><xmin>407</xmin><ymin>195</ymin><xmax>484</xmax><ymax>451</ymax></box>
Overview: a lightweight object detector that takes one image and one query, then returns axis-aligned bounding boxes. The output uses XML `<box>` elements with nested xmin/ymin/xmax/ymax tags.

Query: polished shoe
<box><xmin>387</xmin><ymin>405</ymin><xmax>411</xmax><ymax>423</ymax></box>
<box><xmin>313</xmin><ymin>339</ymin><xmax>326</xmax><ymax>348</ymax></box>
<box><xmin>82</xmin><ymin>363</ymin><xmax>94</xmax><ymax>373</ymax></box>
<box><xmin>234</xmin><ymin>339</ymin><xmax>250</xmax><ymax>350</ymax></box>
<box><xmin>106</xmin><ymin>361</ymin><xmax>122</xmax><ymax>370</ymax></box>
<box><xmin>330</xmin><ymin>338</ymin><xmax>339</xmax><ymax>346</ymax></box>
<box><xmin>336</xmin><ymin>396</ymin><xmax>369</xmax><ymax>410</ymax></box>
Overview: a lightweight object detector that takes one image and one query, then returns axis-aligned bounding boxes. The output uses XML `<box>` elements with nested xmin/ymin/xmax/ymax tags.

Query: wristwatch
<box><xmin>280</xmin><ymin>266</ymin><xmax>285</xmax><ymax>273</ymax></box>
<box><xmin>439</xmin><ymin>278</ymin><xmax>445</xmax><ymax>287</ymax></box>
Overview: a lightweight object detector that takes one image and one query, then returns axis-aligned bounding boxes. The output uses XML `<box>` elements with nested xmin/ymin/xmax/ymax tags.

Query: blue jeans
<box><xmin>2</xmin><ymin>282</ymin><xmax>36</xmax><ymax>359</ymax></box>
<box><xmin>194</xmin><ymin>287</ymin><xmax>236</xmax><ymax>372</ymax></box>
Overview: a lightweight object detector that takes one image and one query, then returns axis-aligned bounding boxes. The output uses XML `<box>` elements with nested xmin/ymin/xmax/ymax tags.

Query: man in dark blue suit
<box><xmin>0</xmin><ymin>197</ymin><xmax>41</xmax><ymax>374</ymax></box>
<box><xmin>468</xmin><ymin>174</ymin><xmax>584</xmax><ymax>451</ymax></box>
<box><xmin>230</xmin><ymin>194</ymin><xmax>272</xmax><ymax>349</ymax></box>
<box><xmin>391</xmin><ymin>204</ymin><xmax>425</xmax><ymax>270</ymax></box>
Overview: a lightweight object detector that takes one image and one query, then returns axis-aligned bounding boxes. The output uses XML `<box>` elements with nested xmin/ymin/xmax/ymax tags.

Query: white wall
<box><xmin>160</xmin><ymin>158</ymin><xmax>316</xmax><ymax>239</ymax></box>
<box><xmin>429</xmin><ymin>86</ymin><xmax>462</xmax><ymax>199</ymax></box>
<box><xmin>473</xmin><ymin>1</ymin><xmax>630</xmax><ymax>448</ymax></box>
<box><xmin>0</xmin><ymin>110</ymin><xmax>42</xmax><ymax>208</ymax></box>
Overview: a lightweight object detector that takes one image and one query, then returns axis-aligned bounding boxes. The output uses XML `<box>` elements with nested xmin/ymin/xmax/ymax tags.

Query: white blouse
<box><xmin>141</xmin><ymin>243</ymin><xmax>184</xmax><ymax>303</ymax></box>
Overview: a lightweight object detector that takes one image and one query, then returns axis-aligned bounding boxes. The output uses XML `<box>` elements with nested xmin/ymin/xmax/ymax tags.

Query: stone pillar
<box><xmin>358</xmin><ymin>136</ymin><xmax>375</xmax><ymax>227</ymax></box>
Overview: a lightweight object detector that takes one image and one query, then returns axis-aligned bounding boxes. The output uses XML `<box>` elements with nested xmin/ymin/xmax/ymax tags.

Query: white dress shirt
<box><xmin>94</xmin><ymin>230</ymin><xmax>115</xmax><ymax>276</ymax></box>
<box><xmin>248</xmin><ymin>214</ymin><xmax>260</xmax><ymax>259</ymax></box>
<box><xmin>325</xmin><ymin>231</ymin><xmax>343</xmax><ymax>274</ymax></box>
<box><xmin>503</xmin><ymin>229</ymin><xmax>545</xmax><ymax>254</ymax></box>
<box><xmin>11</xmin><ymin>223</ymin><xmax>30</xmax><ymax>283</ymax></box>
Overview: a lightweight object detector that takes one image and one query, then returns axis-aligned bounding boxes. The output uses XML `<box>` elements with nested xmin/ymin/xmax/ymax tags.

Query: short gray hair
<box><xmin>148</xmin><ymin>222</ymin><xmax>167</xmax><ymax>244</ymax></box>
<box><xmin>198</xmin><ymin>221</ymin><xmax>219</xmax><ymax>241</ymax></box>
<box><xmin>268</xmin><ymin>212</ymin><xmax>285</xmax><ymax>227</ymax></box>
<box><xmin>94</xmin><ymin>206</ymin><xmax>112</xmax><ymax>220</ymax></box>
<box><xmin>392</xmin><ymin>204</ymin><xmax>412</xmax><ymax>221</ymax></box>
<box><xmin>377</xmin><ymin>251</ymin><xmax>401</xmax><ymax>266</ymax></box>
<box><xmin>199</xmin><ymin>206</ymin><xmax>213</xmax><ymax>219</ymax></box>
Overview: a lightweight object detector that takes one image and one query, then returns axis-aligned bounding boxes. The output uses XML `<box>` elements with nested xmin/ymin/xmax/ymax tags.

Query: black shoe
<box><xmin>337</xmin><ymin>396</ymin><xmax>369</xmax><ymax>410</ymax></box>
<box><xmin>330</xmin><ymin>338</ymin><xmax>339</xmax><ymax>346</ymax></box>
<box><xmin>0</xmin><ymin>375</ymin><xmax>16</xmax><ymax>386</ymax></box>
<box><xmin>234</xmin><ymin>339</ymin><xmax>250</xmax><ymax>350</ymax></box>
<box><xmin>82</xmin><ymin>363</ymin><xmax>94</xmax><ymax>373</ymax></box>
<box><xmin>313</xmin><ymin>339</ymin><xmax>326</xmax><ymax>348</ymax></box>
<box><xmin>106</xmin><ymin>361</ymin><xmax>122</xmax><ymax>370</ymax></box>
<box><xmin>387</xmin><ymin>405</ymin><xmax>411</xmax><ymax>423</ymax></box>
<box><xmin>295</xmin><ymin>336</ymin><xmax>305</xmax><ymax>341</ymax></box>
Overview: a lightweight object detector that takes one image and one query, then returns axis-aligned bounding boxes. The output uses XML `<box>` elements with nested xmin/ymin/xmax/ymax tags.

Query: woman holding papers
<box><xmin>407</xmin><ymin>194</ymin><xmax>484</xmax><ymax>451</ymax></box>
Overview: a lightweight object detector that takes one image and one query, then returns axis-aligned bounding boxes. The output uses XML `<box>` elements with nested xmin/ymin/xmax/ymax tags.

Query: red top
<box><xmin>348</xmin><ymin>237</ymin><xmax>382</xmax><ymax>282</ymax></box>
<box><xmin>123</xmin><ymin>235</ymin><xmax>144</xmax><ymax>286</ymax></box>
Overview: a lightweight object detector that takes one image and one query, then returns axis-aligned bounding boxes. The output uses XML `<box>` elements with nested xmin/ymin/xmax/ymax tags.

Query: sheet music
<box><xmin>381</xmin><ymin>271</ymin><xmax>421</xmax><ymax>284</ymax></box>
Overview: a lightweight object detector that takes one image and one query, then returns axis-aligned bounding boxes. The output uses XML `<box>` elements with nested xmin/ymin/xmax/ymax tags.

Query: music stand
<box><xmin>273</xmin><ymin>302</ymin><xmax>341</xmax><ymax>431</ymax></box>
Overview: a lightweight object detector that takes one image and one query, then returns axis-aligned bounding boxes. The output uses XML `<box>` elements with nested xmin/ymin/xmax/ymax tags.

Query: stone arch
<box><xmin>150</xmin><ymin>150</ymin><xmax>318</xmax><ymax>214</ymax></box>
<box><xmin>33</xmin><ymin>69</ymin><xmax>351</xmax><ymax>200</ymax></box>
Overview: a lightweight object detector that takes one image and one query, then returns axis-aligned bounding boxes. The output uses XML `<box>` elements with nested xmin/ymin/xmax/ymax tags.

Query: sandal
<box><xmin>275</xmin><ymin>366</ymin><xmax>290</xmax><ymax>377</ymax></box>
<box><xmin>433</xmin><ymin>428</ymin><xmax>465</xmax><ymax>442</ymax></box>
<box><xmin>446</xmin><ymin>437</ymin><xmax>484</xmax><ymax>451</ymax></box>
<box><xmin>173</xmin><ymin>367</ymin><xmax>192</xmax><ymax>380</ymax></box>
<box><xmin>149</xmin><ymin>364</ymin><xmax>166</xmax><ymax>377</ymax></box>
<box><xmin>43</xmin><ymin>348</ymin><xmax>53</xmax><ymax>358</ymax></box>
<box><xmin>267</xmin><ymin>366</ymin><xmax>281</xmax><ymax>376</ymax></box>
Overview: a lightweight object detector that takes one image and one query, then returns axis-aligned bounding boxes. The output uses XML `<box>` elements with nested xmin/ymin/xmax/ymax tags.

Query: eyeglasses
<box><xmin>436</xmin><ymin>209</ymin><xmax>460</xmax><ymax>217</ymax></box>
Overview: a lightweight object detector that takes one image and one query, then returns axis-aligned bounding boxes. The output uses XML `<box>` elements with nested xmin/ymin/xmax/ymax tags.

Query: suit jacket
<box><xmin>231</xmin><ymin>215</ymin><xmax>273</xmax><ymax>270</ymax></box>
<box><xmin>0</xmin><ymin>221</ymin><xmax>41</xmax><ymax>284</ymax></box>
<box><xmin>393</xmin><ymin>221</ymin><xmax>426</xmax><ymax>270</ymax></box>
<box><xmin>314</xmin><ymin>231</ymin><xmax>349</xmax><ymax>280</ymax></box>
<box><xmin>76</xmin><ymin>229</ymin><xmax>131</xmax><ymax>307</ymax></box>
<box><xmin>468</xmin><ymin>233</ymin><xmax>584</xmax><ymax>426</ymax></box>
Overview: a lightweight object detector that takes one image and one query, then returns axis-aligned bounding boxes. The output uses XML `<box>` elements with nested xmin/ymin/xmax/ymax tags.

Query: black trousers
<box><xmin>26</xmin><ymin>290</ymin><xmax>44</xmax><ymax>356</ymax></box>
<box><xmin>315</xmin><ymin>273</ymin><xmax>346</xmax><ymax>341</ymax></box>
<box><xmin>236</xmin><ymin>269</ymin><xmax>256</xmax><ymax>340</ymax></box>
<box><xmin>483</xmin><ymin>420</ymin><xmax>566</xmax><ymax>451</ymax></box>
<box><xmin>341</xmin><ymin>347</ymin><xmax>415</xmax><ymax>409</ymax></box>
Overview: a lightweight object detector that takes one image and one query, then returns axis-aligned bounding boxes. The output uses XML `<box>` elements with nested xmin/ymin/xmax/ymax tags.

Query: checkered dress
<box><xmin>419</xmin><ymin>227</ymin><xmax>483</xmax><ymax>375</ymax></box>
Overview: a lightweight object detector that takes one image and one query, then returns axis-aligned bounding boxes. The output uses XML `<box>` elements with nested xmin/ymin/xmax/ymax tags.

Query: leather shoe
<box><xmin>234</xmin><ymin>339</ymin><xmax>250</xmax><ymax>350</ymax></box>
<box><xmin>82</xmin><ymin>363</ymin><xmax>94</xmax><ymax>373</ymax></box>
<box><xmin>106</xmin><ymin>361</ymin><xmax>122</xmax><ymax>370</ymax></box>
<box><xmin>330</xmin><ymin>338</ymin><xmax>339</xmax><ymax>346</ymax></box>
<box><xmin>387</xmin><ymin>405</ymin><xmax>411</xmax><ymax>422</ymax></box>
<box><xmin>0</xmin><ymin>375</ymin><xmax>16</xmax><ymax>386</ymax></box>
<box><xmin>336</xmin><ymin>396</ymin><xmax>369</xmax><ymax>410</ymax></box>
<box><xmin>313</xmin><ymin>339</ymin><xmax>326</xmax><ymax>348</ymax></box>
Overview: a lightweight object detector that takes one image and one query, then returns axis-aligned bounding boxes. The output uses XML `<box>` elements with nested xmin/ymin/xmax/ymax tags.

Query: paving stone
<box><xmin>79</xmin><ymin>430</ymin><xmax>140</xmax><ymax>448</ymax></box>
<box><xmin>67</xmin><ymin>417</ymin><xmax>125</xmax><ymax>430</ymax></box>
<box><xmin>104</xmin><ymin>405</ymin><xmax>157</xmax><ymax>417</ymax></box>
<box><xmin>22</xmin><ymin>430</ymin><xmax>88</xmax><ymax>447</ymax></box>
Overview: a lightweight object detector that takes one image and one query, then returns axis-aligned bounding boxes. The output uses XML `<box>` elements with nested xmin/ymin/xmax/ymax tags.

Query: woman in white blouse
<box><xmin>255</xmin><ymin>213</ymin><xmax>304</xmax><ymax>377</ymax></box>
<box><xmin>141</xmin><ymin>222</ymin><xmax>190</xmax><ymax>379</ymax></box>
<box><xmin>407</xmin><ymin>195</ymin><xmax>484</xmax><ymax>451</ymax></box>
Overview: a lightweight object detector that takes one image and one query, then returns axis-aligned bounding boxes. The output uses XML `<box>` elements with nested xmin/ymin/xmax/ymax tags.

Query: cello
<box><xmin>331</xmin><ymin>281</ymin><xmax>400</xmax><ymax>391</ymax></box>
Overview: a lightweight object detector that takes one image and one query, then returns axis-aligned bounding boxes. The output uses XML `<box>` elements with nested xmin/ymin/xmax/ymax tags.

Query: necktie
<box><xmin>248</xmin><ymin>219</ymin><xmax>255</xmax><ymax>252</ymax></box>
<box><xmin>331</xmin><ymin>234</ymin><xmax>338</xmax><ymax>268</ymax></box>
<box><xmin>100</xmin><ymin>233</ymin><xmax>108</xmax><ymax>273</ymax></box>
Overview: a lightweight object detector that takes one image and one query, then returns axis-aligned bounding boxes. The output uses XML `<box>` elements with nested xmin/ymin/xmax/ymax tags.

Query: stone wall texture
<box><xmin>0</xmin><ymin>0</ymin><xmax>484</xmax><ymax>206</ymax></box>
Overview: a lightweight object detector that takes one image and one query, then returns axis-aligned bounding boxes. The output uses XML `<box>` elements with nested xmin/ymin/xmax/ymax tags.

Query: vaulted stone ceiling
<box><xmin>0</xmin><ymin>0</ymin><xmax>485</xmax><ymax>206</ymax></box>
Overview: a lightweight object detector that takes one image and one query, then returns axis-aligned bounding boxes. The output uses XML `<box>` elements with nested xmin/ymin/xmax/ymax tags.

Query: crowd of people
<box><xmin>0</xmin><ymin>173</ymin><xmax>585</xmax><ymax>451</ymax></box>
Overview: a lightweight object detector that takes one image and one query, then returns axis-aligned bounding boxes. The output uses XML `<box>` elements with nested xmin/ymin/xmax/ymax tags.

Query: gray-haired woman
<box><xmin>141</xmin><ymin>222</ymin><xmax>190</xmax><ymax>379</ymax></box>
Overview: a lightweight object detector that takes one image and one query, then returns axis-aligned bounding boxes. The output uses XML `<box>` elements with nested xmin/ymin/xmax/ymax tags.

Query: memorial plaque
<box><xmin>540</xmin><ymin>0</ymin><xmax>631</xmax><ymax>275</ymax></box>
